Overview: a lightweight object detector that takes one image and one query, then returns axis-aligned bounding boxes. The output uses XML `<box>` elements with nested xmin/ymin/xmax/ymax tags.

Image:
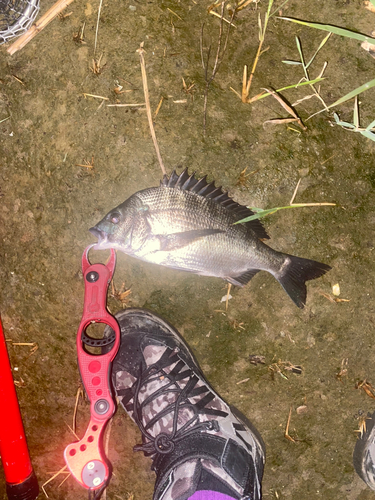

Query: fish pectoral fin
<box><xmin>226</xmin><ymin>269</ymin><xmax>261</xmax><ymax>287</ymax></box>
<box><xmin>158</xmin><ymin>229</ymin><xmax>224</xmax><ymax>251</ymax></box>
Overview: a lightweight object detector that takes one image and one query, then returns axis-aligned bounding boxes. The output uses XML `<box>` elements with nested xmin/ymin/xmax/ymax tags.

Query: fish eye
<box><xmin>108</xmin><ymin>212</ymin><xmax>121</xmax><ymax>224</ymax></box>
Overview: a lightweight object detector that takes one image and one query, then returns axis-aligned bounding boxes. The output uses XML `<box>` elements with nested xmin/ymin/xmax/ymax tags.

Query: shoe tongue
<box><xmin>143</xmin><ymin>344</ymin><xmax>169</xmax><ymax>367</ymax></box>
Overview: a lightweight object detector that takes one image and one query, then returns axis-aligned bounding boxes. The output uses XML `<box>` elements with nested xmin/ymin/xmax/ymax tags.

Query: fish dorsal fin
<box><xmin>161</xmin><ymin>168</ymin><xmax>269</xmax><ymax>240</ymax></box>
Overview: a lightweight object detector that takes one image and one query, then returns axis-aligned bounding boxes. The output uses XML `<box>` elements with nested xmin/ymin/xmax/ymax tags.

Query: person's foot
<box><xmin>104</xmin><ymin>308</ymin><xmax>265</xmax><ymax>500</ymax></box>
<box><xmin>353</xmin><ymin>411</ymin><xmax>375</xmax><ymax>490</ymax></box>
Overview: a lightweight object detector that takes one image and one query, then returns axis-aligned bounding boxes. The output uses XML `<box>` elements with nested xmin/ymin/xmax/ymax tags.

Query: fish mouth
<box><xmin>89</xmin><ymin>226</ymin><xmax>109</xmax><ymax>249</ymax></box>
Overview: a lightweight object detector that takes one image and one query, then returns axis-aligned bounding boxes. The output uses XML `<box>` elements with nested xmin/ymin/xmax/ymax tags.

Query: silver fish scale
<box><xmin>132</xmin><ymin>187</ymin><xmax>284</xmax><ymax>279</ymax></box>
<box><xmin>137</xmin><ymin>187</ymin><xmax>235</xmax><ymax>232</ymax></box>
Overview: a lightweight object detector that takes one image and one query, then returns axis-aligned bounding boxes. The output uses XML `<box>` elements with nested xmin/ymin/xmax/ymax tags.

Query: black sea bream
<box><xmin>90</xmin><ymin>169</ymin><xmax>331</xmax><ymax>308</ymax></box>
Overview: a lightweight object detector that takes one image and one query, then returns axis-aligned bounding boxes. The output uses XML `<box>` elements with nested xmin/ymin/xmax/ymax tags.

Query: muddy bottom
<box><xmin>1</xmin><ymin>0</ymin><xmax>375</xmax><ymax>499</ymax></box>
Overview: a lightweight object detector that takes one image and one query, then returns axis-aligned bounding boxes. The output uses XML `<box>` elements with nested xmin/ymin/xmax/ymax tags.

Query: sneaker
<box><xmin>104</xmin><ymin>308</ymin><xmax>265</xmax><ymax>500</ymax></box>
<box><xmin>353</xmin><ymin>411</ymin><xmax>375</xmax><ymax>490</ymax></box>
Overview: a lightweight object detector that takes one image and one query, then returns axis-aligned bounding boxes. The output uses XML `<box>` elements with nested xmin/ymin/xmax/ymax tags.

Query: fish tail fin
<box><xmin>276</xmin><ymin>255</ymin><xmax>331</xmax><ymax>308</ymax></box>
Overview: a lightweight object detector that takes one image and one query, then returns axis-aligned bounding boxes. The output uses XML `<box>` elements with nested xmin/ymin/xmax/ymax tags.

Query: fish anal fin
<box><xmin>226</xmin><ymin>269</ymin><xmax>261</xmax><ymax>287</ymax></box>
<box><xmin>159</xmin><ymin>229</ymin><xmax>224</xmax><ymax>251</ymax></box>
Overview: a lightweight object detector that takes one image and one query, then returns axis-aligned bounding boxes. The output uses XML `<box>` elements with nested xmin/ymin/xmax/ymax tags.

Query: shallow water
<box><xmin>1</xmin><ymin>0</ymin><xmax>375</xmax><ymax>498</ymax></box>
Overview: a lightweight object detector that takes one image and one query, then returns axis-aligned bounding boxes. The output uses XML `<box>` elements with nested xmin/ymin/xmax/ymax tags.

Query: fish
<box><xmin>89</xmin><ymin>169</ymin><xmax>331</xmax><ymax>308</ymax></box>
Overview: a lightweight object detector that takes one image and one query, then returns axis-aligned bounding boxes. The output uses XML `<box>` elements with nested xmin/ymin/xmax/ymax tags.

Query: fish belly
<box><xmin>133</xmin><ymin>228</ymin><xmax>284</xmax><ymax>280</ymax></box>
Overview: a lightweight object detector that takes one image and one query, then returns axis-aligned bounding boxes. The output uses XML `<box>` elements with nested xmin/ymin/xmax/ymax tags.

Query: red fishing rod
<box><xmin>64</xmin><ymin>245</ymin><xmax>120</xmax><ymax>498</ymax></box>
<box><xmin>0</xmin><ymin>316</ymin><xmax>39</xmax><ymax>500</ymax></box>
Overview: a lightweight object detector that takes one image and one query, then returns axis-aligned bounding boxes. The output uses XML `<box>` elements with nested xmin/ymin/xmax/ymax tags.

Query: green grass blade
<box><xmin>333</xmin><ymin>112</ymin><xmax>356</xmax><ymax>128</ymax></box>
<box><xmin>365</xmin><ymin>118</ymin><xmax>375</xmax><ymax>131</ymax></box>
<box><xmin>282</xmin><ymin>60</ymin><xmax>302</xmax><ymax>65</ymax></box>
<box><xmin>295</xmin><ymin>36</ymin><xmax>304</xmax><ymax>63</ymax></box>
<box><xmin>248</xmin><ymin>207</ymin><xmax>264</xmax><ymax>213</ymax></box>
<box><xmin>279</xmin><ymin>17</ymin><xmax>375</xmax><ymax>45</ymax></box>
<box><xmin>306</xmin><ymin>33</ymin><xmax>331</xmax><ymax>69</ymax></box>
<box><xmin>266</xmin><ymin>0</ymin><xmax>274</xmax><ymax>17</ymax></box>
<box><xmin>295</xmin><ymin>36</ymin><xmax>309</xmax><ymax>79</ymax></box>
<box><xmin>335</xmin><ymin>120</ymin><xmax>356</xmax><ymax>129</ymax></box>
<box><xmin>353</xmin><ymin>96</ymin><xmax>359</xmax><ymax>129</ymax></box>
<box><xmin>270</xmin><ymin>0</ymin><xmax>288</xmax><ymax>18</ymax></box>
<box><xmin>258</xmin><ymin>12</ymin><xmax>263</xmax><ymax>40</ymax></box>
<box><xmin>255</xmin><ymin>77</ymin><xmax>325</xmax><ymax>101</ymax></box>
<box><xmin>360</xmin><ymin>129</ymin><xmax>375</xmax><ymax>141</ymax></box>
<box><xmin>311</xmin><ymin>79</ymin><xmax>375</xmax><ymax>119</ymax></box>
<box><xmin>0</xmin><ymin>116</ymin><xmax>10</xmax><ymax>124</ymax></box>
<box><xmin>234</xmin><ymin>203</ymin><xmax>335</xmax><ymax>224</ymax></box>
<box><xmin>327</xmin><ymin>78</ymin><xmax>375</xmax><ymax>108</ymax></box>
<box><xmin>235</xmin><ymin>208</ymin><xmax>280</xmax><ymax>222</ymax></box>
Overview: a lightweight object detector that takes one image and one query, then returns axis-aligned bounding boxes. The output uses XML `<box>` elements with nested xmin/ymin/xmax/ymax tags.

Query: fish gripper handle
<box><xmin>64</xmin><ymin>245</ymin><xmax>120</xmax><ymax>490</ymax></box>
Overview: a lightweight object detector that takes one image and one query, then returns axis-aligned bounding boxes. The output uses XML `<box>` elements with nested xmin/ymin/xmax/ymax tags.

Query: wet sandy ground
<box><xmin>1</xmin><ymin>0</ymin><xmax>375</xmax><ymax>498</ymax></box>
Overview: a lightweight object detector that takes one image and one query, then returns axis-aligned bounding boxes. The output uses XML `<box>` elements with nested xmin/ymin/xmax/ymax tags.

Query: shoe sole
<box><xmin>353</xmin><ymin>411</ymin><xmax>375</xmax><ymax>490</ymax></box>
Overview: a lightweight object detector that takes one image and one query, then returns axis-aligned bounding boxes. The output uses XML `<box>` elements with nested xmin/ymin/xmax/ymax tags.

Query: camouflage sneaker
<box><xmin>104</xmin><ymin>308</ymin><xmax>265</xmax><ymax>500</ymax></box>
<box><xmin>353</xmin><ymin>411</ymin><xmax>375</xmax><ymax>491</ymax></box>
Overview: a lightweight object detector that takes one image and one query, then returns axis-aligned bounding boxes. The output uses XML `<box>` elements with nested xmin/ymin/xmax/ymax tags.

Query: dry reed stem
<box><xmin>242</xmin><ymin>0</ymin><xmax>274</xmax><ymax>102</ymax></box>
<box><xmin>94</xmin><ymin>0</ymin><xmax>103</xmax><ymax>54</ymax></box>
<box><xmin>336</xmin><ymin>358</ymin><xmax>348</xmax><ymax>382</ymax></box>
<box><xmin>107</xmin><ymin>103</ymin><xmax>146</xmax><ymax>107</ymax></box>
<box><xmin>105</xmin><ymin>418</ymin><xmax>113</xmax><ymax>459</ymax></box>
<box><xmin>12</xmin><ymin>341</ymin><xmax>38</xmax><ymax>357</ymax></box>
<box><xmin>7</xmin><ymin>0</ymin><xmax>75</xmax><ymax>54</ymax></box>
<box><xmin>242</xmin><ymin>46</ymin><xmax>269</xmax><ymax>102</ymax></box>
<box><xmin>42</xmin><ymin>465</ymin><xmax>69</xmax><ymax>497</ymax></box>
<box><xmin>65</xmin><ymin>421</ymin><xmax>79</xmax><ymax>440</ymax></box>
<box><xmin>83</xmin><ymin>93</ymin><xmax>109</xmax><ymax>100</ymax></box>
<box><xmin>57</xmin><ymin>473</ymin><xmax>71</xmax><ymax>489</ymax></box>
<box><xmin>137</xmin><ymin>44</ymin><xmax>166</xmax><ymax>176</ymax></box>
<box><xmin>237</xmin><ymin>0</ymin><xmax>255</xmax><ymax>10</ymax></box>
<box><xmin>306</xmin><ymin>61</ymin><xmax>330</xmax><ymax>113</ymax></box>
<box><xmin>73</xmin><ymin>21</ymin><xmax>85</xmax><ymax>43</ymax></box>
<box><xmin>264</xmin><ymin>88</ymin><xmax>307</xmax><ymax>130</ymax></box>
<box><xmin>209</xmin><ymin>10</ymin><xmax>237</xmax><ymax>27</ymax></box>
<box><xmin>91</xmin><ymin>53</ymin><xmax>105</xmax><ymax>75</ymax></box>
<box><xmin>167</xmin><ymin>7</ymin><xmax>182</xmax><ymax>20</ymax></box>
<box><xmin>225</xmin><ymin>283</ymin><xmax>232</xmax><ymax>311</ymax></box>
<box><xmin>73</xmin><ymin>385</ymin><xmax>83</xmax><ymax>434</ymax></box>
<box><xmin>291</xmin><ymin>202</ymin><xmax>336</xmax><ymax>207</ymax></box>
<box><xmin>356</xmin><ymin>379</ymin><xmax>375</xmax><ymax>400</ymax></box>
<box><xmin>154</xmin><ymin>97</ymin><xmax>164</xmax><ymax>119</ymax></box>
<box><xmin>284</xmin><ymin>406</ymin><xmax>296</xmax><ymax>442</ymax></box>
<box><xmin>201</xmin><ymin>2</ymin><xmax>235</xmax><ymax>134</ymax></box>
<box><xmin>12</xmin><ymin>75</ymin><xmax>25</xmax><ymax>85</ymax></box>
<box><xmin>320</xmin><ymin>153</ymin><xmax>337</xmax><ymax>166</ymax></box>
<box><xmin>289</xmin><ymin>178</ymin><xmax>301</xmax><ymax>205</ymax></box>
<box><xmin>263</xmin><ymin>117</ymin><xmax>300</xmax><ymax>127</ymax></box>
<box><xmin>320</xmin><ymin>291</ymin><xmax>350</xmax><ymax>303</ymax></box>
<box><xmin>236</xmin><ymin>378</ymin><xmax>250</xmax><ymax>385</ymax></box>
<box><xmin>101</xmin><ymin>417</ymin><xmax>115</xmax><ymax>500</ymax></box>
<box><xmin>354</xmin><ymin>414</ymin><xmax>370</xmax><ymax>438</ymax></box>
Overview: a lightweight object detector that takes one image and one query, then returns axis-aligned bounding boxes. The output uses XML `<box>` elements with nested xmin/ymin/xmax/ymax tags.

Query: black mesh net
<box><xmin>0</xmin><ymin>0</ymin><xmax>39</xmax><ymax>43</ymax></box>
